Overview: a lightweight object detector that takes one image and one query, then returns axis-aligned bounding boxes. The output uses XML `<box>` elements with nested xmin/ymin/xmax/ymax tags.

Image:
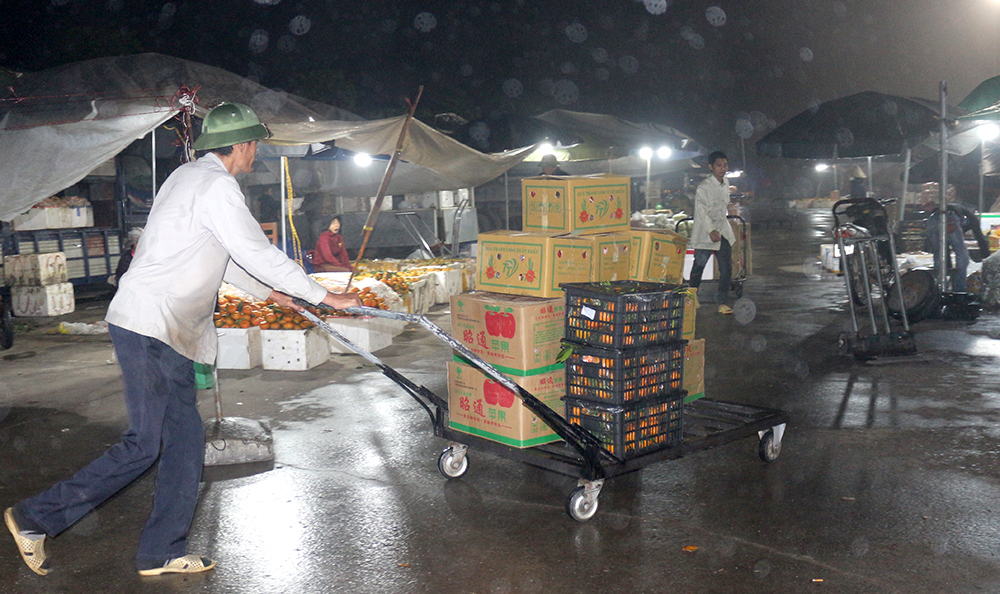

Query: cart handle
<box><xmin>295</xmin><ymin>300</ymin><xmax>621</xmax><ymax>471</ymax></box>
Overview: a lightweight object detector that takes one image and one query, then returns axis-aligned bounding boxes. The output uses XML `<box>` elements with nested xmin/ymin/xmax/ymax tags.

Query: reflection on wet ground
<box><xmin>2</xmin><ymin>209</ymin><xmax>1000</xmax><ymax>593</ymax></box>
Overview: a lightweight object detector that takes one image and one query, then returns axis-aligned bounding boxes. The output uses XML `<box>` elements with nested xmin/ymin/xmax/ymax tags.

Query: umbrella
<box><xmin>905</xmin><ymin>143</ymin><xmax>1000</xmax><ymax>186</ymax></box>
<box><xmin>958</xmin><ymin>75</ymin><xmax>1000</xmax><ymax>113</ymax></box>
<box><xmin>756</xmin><ymin>91</ymin><xmax>947</xmax><ymax>159</ymax></box>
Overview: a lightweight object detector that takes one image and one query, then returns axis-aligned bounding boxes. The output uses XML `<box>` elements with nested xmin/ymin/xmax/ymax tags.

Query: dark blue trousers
<box><xmin>689</xmin><ymin>238</ymin><xmax>733</xmax><ymax>305</ymax></box>
<box><xmin>18</xmin><ymin>325</ymin><xmax>204</xmax><ymax>567</ymax></box>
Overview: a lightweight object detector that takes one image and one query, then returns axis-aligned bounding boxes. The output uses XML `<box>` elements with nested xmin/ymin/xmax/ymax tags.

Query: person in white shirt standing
<box><xmin>5</xmin><ymin>103</ymin><xmax>360</xmax><ymax>577</ymax></box>
<box><xmin>688</xmin><ymin>151</ymin><xmax>736</xmax><ymax>315</ymax></box>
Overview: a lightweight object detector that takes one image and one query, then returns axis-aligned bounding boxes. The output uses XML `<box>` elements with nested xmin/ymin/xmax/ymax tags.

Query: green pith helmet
<box><xmin>192</xmin><ymin>102</ymin><xmax>270</xmax><ymax>150</ymax></box>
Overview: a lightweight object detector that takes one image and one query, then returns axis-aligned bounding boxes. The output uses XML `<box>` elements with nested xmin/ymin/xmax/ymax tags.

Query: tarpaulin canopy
<box><xmin>0</xmin><ymin>53</ymin><xmax>532</xmax><ymax>221</ymax></box>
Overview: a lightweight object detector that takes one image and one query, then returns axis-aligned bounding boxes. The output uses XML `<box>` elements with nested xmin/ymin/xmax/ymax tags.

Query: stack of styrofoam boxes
<box><xmin>430</xmin><ymin>264</ymin><xmax>465</xmax><ymax>305</ymax></box>
<box><xmin>447</xmin><ymin>292</ymin><xmax>567</xmax><ymax>448</ymax></box>
<box><xmin>3</xmin><ymin>252</ymin><xmax>75</xmax><ymax>317</ymax></box>
<box><xmin>261</xmin><ymin>327</ymin><xmax>330</xmax><ymax>371</ymax></box>
<box><xmin>561</xmin><ymin>281</ymin><xmax>687</xmax><ymax>460</ymax></box>
<box><xmin>217</xmin><ymin>326</ymin><xmax>263</xmax><ymax>370</ymax></box>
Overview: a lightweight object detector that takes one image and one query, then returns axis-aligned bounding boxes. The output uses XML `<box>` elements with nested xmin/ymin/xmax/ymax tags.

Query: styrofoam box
<box><xmin>409</xmin><ymin>276</ymin><xmax>435</xmax><ymax>314</ymax></box>
<box><xmin>324</xmin><ymin>316</ymin><xmax>393</xmax><ymax>354</ymax></box>
<box><xmin>12</xmin><ymin>207</ymin><xmax>73</xmax><ymax>231</ymax></box>
<box><xmin>70</xmin><ymin>206</ymin><xmax>94</xmax><ymax>228</ymax></box>
<box><xmin>682</xmin><ymin>250</ymin><xmax>715</xmax><ymax>281</ymax></box>
<box><xmin>820</xmin><ymin>243</ymin><xmax>842</xmax><ymax>273</ymax></box>
<box><xmin>431</xmin><ymin>266</ymin><xmax>464</xmax><ymax>304</ymax></box>
<box><xmin>261</xmin><ymin>327</ymin><xmax>329</xmax><ymax>371</ymax></box>
<box><xmin>4</xmin><ymin>252</ymin><xmax>69</xmax><ymax>286</ymax></box>
<box><xmin>12</xmin><ymin>282</ymin><xmax>75</xmax><ymax>316</ymax></box>
<box><xmin>217</xmin><ymin>326</ymin><xmax>262</xmax><ymax>369</ymax></box>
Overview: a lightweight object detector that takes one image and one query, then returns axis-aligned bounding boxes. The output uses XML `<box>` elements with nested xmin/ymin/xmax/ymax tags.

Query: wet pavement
<box><xmin>2</xmin><ymin>208</ymin><xmax>1000</xmax><ymax>593</ymax></box>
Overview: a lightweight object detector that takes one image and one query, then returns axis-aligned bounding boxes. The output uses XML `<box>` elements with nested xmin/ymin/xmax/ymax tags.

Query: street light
<box><xmin>978</xmin><ymin>123</ymin><xmax>999</xmax><ymax>212</ymax></box>
<box><xmin>353</xmin><ymin>152</ymin><xmax>373</xmax><ymax>167</ymax></box>
<box><xmin>639</xmin><ymin>146</ymin><xmax>672</xmax><ymax>210</ymax></box>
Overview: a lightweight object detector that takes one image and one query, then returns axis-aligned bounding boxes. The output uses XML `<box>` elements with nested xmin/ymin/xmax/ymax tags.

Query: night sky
<box><xmin>1</xmin><ymin>0</ymin><xmax>998</xmax><ymax>155</ymax></box>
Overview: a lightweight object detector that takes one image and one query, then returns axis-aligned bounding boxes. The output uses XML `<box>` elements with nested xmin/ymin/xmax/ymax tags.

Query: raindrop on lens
<box><xmin>619</xmin><ymin>56</ymin><xmax>639</xmax><ymax>74</ymax></box>
<box><xmin>705</xmin><ymin>6</ymin><xmax>727</xmax><ymax>27</ymax></box>
<box><xmin>736</xmin><ymin>119</ymin><xmax>754</xmax><ymax>140</ymax></box>
<box><xmin>734</xmin><ymin>298</ymin><xmax>756</xmax><ymax>325</ymax></box>
<box><xmin>799</xmin><ymin>47</ymin><xmax>814</xmax><ymax>62</ymax></box>
<box><xmin>835</xmin><ymin>127</ymin><xmax>855</xmax><ymax>147</ymax></box>
<box><xmin>689</xmin><ymin>34</ymin><xmax>705</xmax><ymax>50</ymax></box>
<box><xmin>644</xmin><ymin>0</ymin><xmax>667</xmax><ymax>16</ymax></box>
<box><xmin>254</xmin><ymin>0</ymin><xmax>281</xmax><ymax>5</ymax></box>
<box><xmin>289</xmin><ymin>15</ymin><xmax>311</xmax><ymax>36</ymax></box>
<box><xmin>591</xmin><ymin>47</ymin><xmax>609</xmax><ymax>63</ymax></box>
<box><xmin>753</xmin><ymin>559</ymin><xmax>772</xmax><ymax>578</ymax></box>
<box><xmin>750</xmin><ymin>335</ymin><xmax>767</xmax><ymax>352</ymax></box>
<box><xmin>595</xmin><ymin>68</ymin><xmax>610</xmax><ymax>81</ymax></box>
<box><xmin>470</xmin><ymin>122</ymin><xmax>491</xmax><ymax>144</ymax></box>
<box><xmin>460</xmin><ymin>64</ymin><xmax>474</xmax><ymax>77</ymax></box>
<box><xmin>161</xmin><ymin>2</ymin><xmax>176</xmax><ymax>17</ymax></box>
<box><xmin>502</xmin><ymin>79</ymin><xmax>523</xmax><ymax>98</ymax></box>
<box><xmin>277</xmin><ymin>35</ymin><xmax>295</xmax><ymax>52</ymax></box>
<box><xmin>565</xmin><ymin>22</ymin><xmax>588</xmax><ymax>43</ymax></box>
<box><xmin>553</xmin><ymin>80</ymin><xmax>579</xmax><ymax>105</ymax></box>
<box><xmin>249</xmin><ymin>29</ymin><xmax>269</xmax><ymax>54</ymax></box>
<box><xmin>414</xmin><ymin>12</ymin><xmax>437</xmax><ymax>32</ymax></box>
<box><xmin>560</xmin><ymin>62</ymin><xmax>577</xmax><ymax>75</ymax></box>
<box><xmin>680</xmin><ymin>26</ymin><xmax>694</xmax><ymax>40</ymax></box>
<box><xmin>381</xmin><ymin>19</ymin><xmax>398</xmax><ymax>33</ymax></box>
<box><xmin>250</xmin><ymin>90</ymin><xmax>285</xmax><ymax>115</ymax></box>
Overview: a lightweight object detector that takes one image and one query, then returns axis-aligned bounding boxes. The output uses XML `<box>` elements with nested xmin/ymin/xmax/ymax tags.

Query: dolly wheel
<box><xmin>437</xmin><ymin>446</ymin><xmax>469</xmax><ymax>479</ymax></box>
<box><xmin>566</xmin><ymin>487</ymin><xmax>600</xmax><ymax>522</ymax></box>
<box><xmin>758</xmin><ymin>429</ymin><xmax>781</xmax><ymax>462</ymax></box>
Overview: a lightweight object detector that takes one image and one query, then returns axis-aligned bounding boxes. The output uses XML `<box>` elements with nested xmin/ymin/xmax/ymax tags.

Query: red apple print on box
<box><xmin>499</xmin><ymin>308</ymin><xmax>516</xmax><ymax>338</ymax></box>
<box><xmin>483</xmin><ymin>379</ymin><xmax>500</xmax><ymax>405</ymax></box>
<box><xmin>484</xmin><ymin>307</ymin><xmax>501</xmax><ymax>336</ymax></box>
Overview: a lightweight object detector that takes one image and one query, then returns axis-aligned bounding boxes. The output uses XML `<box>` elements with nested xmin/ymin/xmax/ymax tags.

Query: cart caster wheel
<box><xmin>566</xmin><ymin>486</ymin><xmax>600</xmax><ymax>522</ymax></box>
<box><xmin>758</xmin><ymin>429</ymin><xmax>781</xmax><ymax>462</ymax></box>
<box><xmin>437</xmin><ymin>446</ymin><xmax>469</xmax><ymax>479</ymax></box>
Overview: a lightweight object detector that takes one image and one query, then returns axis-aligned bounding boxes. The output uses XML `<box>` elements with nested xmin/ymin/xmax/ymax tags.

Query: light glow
<box><xmin>639</xmin><ymin>147</ymin><xmax>653</xmax><ymax>160</ymax></box>
<box><xmin>353</xmin><ymin>152</ymin><xmax>373</xmax><ymax>167</ymax></box>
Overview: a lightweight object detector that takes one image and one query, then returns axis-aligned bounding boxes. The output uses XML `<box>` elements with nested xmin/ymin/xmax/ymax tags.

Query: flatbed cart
<box><xmin>297</xmin><ymin>303</ymin><xmax>789</xmax><ymax>522</ymax></box>
<box><xmin>677</xmin><ymin>214</ymin><xmax>750</xmax><ymax>298</ymax></box>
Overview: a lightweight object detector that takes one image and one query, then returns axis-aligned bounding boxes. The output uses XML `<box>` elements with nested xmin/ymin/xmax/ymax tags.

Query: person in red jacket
<box><xmin>312</xmin><ymin>215</ymin><xmax>353</xmax><ymax>272</ymax></box>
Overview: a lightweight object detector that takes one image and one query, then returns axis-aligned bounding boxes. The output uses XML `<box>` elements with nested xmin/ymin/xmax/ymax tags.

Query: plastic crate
<box><xmin>562</xmin><ymin>281</ymin><xmax>685</xmax><ymax>349</ymax></box>
<box><xmin>565</xmin><ymin>342</ymin><xmax>685</xmax><ymax>404</ymax></box>
<box><xmin>564</xmin><ymin>391</ymin><xmax>685</xmax><ymax>459</ymax></box>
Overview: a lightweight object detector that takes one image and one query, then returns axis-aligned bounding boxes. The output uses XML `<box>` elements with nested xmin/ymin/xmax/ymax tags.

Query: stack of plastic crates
<box><xmin>561</xmin><ymin>281</ymin><xmax>687</xmax><ymax>459</ymax></box>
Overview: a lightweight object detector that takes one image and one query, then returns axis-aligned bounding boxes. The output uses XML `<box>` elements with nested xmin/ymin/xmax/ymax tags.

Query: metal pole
<box><xmin>151</xmin><ymin>128</ymin><xmax>157</xmax><ymax>198</ymax></box>
<box><xmin>939</xmin><ymin>81</ymin><xmax>949</xmax><ymax>290</ymax></box>
<box><xmin>740</xmin><ymin>137</ymin><xmax>747</xmax><ymax>171</ymax></box>
<box><xmin>504</xmin><ymin>171</ymin><xmax>510</xmax><ymax>229</ymax></box>
<box><xmin>280</xmin><ymin>156</ymin><xmax>287</xmax><ymax>254</ymax></box>
<box><xmin>900</xmin><ymin>148</ymin><xmax>911</xmax><ymax>223</ymax></box>
<box><xmin>866</xmin><ymin>156</ymin><xmax>873</xmax><ymax>194</ymax></box>
<box><xmin>645</xmin><ymin>157</ymin><xmax>652</xmax><ymax>210</ymax></box>
<box><xmin>979</xmin><ymin>138</ymin><xmax>986</xmax><ymax>214</ymax></box>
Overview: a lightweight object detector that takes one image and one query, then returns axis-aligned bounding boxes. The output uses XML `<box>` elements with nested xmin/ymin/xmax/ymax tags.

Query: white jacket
<box><xmin>689</xmin><ymin>175</ymin><xmax>735</xmax><ymax>250</ymax></box>
<box><xmin>106</xmin><ymin>153</ymin><xmax>328</xmax><ymax>364</ymax></box>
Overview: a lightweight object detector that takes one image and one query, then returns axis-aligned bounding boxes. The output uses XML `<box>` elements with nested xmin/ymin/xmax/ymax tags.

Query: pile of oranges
<box><xmin>214</xmin><ymin>297</ymin><xmax>316</xmax><ymax>330</ymax></box>
<box><xmin>215</xmin><ymin>286</ymin><xmax>389</xmax><ymax>329</ymax></box>
<box><xmin>358</xmin><ymin>270</ymin><xmax>411</xmax><ymax>295</ymax></box>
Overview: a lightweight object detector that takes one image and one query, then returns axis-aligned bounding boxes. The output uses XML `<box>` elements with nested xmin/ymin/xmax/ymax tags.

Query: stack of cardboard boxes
<box><xmin>3</xmin><ymin>252</ymin><xmax>75</xmax><ymax>317</ymax></box>
<box><xmin>448</xmin><ymin>173</ymin><xmax>707</xmax><ymax>448</ymax></box>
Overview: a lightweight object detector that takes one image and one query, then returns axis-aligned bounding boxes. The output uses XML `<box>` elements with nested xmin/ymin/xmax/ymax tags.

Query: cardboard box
<box><xmin>261</xmin><ymin>327</ymin><xmax>330</xmax><ymax>371</ymax></box>
<box><xmin>447</xmin><ymin>361</ymin><xmax>565</xmax><ymax>448</ymax></box>
<box><xmin>12</xmin><ymin>282</ymin><xmax>75</xmax><ymax>316</ymax></box>
<box><xmin>683</xmin><ymin>338</ymin><xmax>705</xmax><ymax>403</ymax></box>
<box><xmin>522</xmin><ymin>174</ymin><xmax>630</xmax><ymax>233</ymax></box>
<box><xmin>217</xmin><ymin>327</ymin><xmax>262</xmax><ymax>369</ymax></box>
<box><xmin>477</xmin><ymin>231</ymin><xmax>595</xmax><ymax>298</ymax></box>
<box><xmin>682</xmin><ymin>291</ymin><xmax>696</xmax><ymax>340</ymax></box>
<box><xmin>4</xmin><ymin>252</ymin><xmax>69</xmax><ymax>286</ymax></box>
<box><xmin>451</xmin><ymin>292</ymin><xmax>565</xmax><ymax>376</ymax></box>
<box><xmin>586</xmin><ymin>231</ymin><xmax>632</xmax><ymax>282</ymax></box>
<box><xmin>629</xmin><ymin>229</ymin><xmax>688</xmax><ymax>284</ymax></box>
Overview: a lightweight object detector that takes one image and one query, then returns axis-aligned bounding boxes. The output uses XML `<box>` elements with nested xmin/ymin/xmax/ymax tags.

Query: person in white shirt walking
<box><xmin>5</xmin><ymin>103</ymin><xmax>360</xmax><ymax>577</ymax></box>
<box><xmin>688</xmin><ymin>151</ymin><xmax>736</xmax><ymax>315</ymax></box>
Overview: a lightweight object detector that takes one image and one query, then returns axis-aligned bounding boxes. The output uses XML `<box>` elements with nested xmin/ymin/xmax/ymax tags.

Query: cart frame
<box><xmin>299</xmin><ymin>303</ymin><xmax>788</xmax><ymax>521</ymax></box>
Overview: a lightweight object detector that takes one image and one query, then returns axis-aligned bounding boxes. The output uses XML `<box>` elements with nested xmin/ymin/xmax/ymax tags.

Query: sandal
<box><xmin>138</xmin><ymin>554</ymin><xmax>216</xmax><ymax>576</ymax></box>
<box><xmin>5</xmin><ymin>507</ymin><xmax>49</xmax><ymax>576</ymax></box>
